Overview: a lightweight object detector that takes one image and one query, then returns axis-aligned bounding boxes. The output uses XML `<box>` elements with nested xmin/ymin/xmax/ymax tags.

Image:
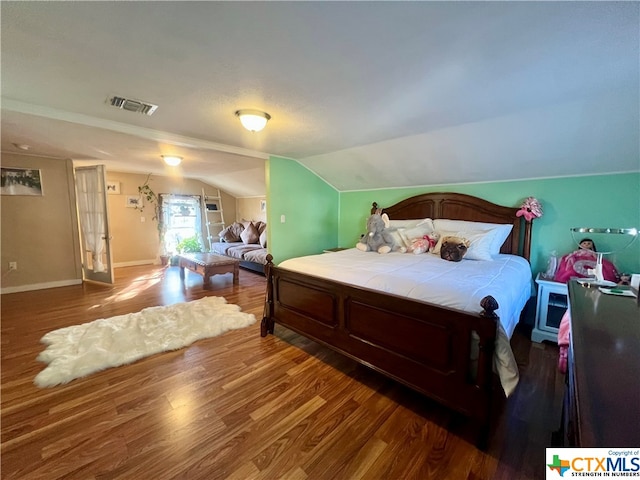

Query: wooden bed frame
<box><xmin>260</xmin><ymin>192</ymin><xmax>533</xmax><ymax>446</ymax></box>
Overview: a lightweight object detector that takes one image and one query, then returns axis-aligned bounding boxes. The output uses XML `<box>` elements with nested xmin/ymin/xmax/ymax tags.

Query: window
<box><xmin>159</xmin><ymin>194</ymin><xmax>203</xmax><ymax>254</ymax></box>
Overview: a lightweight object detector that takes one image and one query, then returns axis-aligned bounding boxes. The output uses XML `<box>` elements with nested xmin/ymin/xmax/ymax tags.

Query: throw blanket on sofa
<box><xmin>211</xmin><ymin>242</ymin><xmax>268</xmax><ymax>265</ymax></box>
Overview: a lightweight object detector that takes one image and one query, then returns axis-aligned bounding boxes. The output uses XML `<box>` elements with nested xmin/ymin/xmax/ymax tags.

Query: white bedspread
<box><xmin>278</xmin><ymin>249</ymin><xmax>533</xmax><ymax>396</ymax></box>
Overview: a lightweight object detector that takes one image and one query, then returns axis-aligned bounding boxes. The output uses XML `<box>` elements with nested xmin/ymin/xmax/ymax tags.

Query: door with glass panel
<box><xmin>74</xmin><ymin>165</ymin><xmax>114</xmax><ymax>284</ymax></box>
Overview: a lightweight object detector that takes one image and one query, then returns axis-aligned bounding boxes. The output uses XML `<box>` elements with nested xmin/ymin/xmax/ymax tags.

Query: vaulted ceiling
<box><xmin>2</xmin><ymin>2</ymin><xmax>638</xmax><ymax>197</ymax></box>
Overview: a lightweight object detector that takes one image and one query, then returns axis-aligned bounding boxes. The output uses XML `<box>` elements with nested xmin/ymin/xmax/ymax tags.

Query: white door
<box><xmin>74</xmin><ymin>165</ymin><xmax>114</xmax><ymax>284</ymax></box>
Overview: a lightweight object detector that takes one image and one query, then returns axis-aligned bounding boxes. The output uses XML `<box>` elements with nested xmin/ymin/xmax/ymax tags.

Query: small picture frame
<box><xmin>126</xmin><ymin>195</ymin><xmax>142</xmax><ymax>208</ymax></box>
<box><xmin>106</xmin><ymin>181</ymin><xmax>120</xmax><ymax>194</ymax></box>
<box><xmin>1</xmin><ymin>167</ymin><xmax>44</xmax><ymax>196</ymax></box>
<box><xmin>260</xmin><ymin>200</ymin><xmax>266</xmax><ymax>212</ymax></box>
<box><xmin>206</xmin><ymin>201</ymin><xmax>219</xmax><ymax>212</ymax></box>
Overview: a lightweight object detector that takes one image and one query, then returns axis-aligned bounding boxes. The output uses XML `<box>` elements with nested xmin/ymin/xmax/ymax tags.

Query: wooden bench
<box><xmin>178</xmin><ymin>253</ymin><xmax>239</xmax><ymax>288</ymax></box>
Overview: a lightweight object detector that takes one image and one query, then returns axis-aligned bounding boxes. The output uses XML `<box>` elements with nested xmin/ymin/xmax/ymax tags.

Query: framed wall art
<box><xmin>126</xmin><ymin>195</ymin><xmax>142</xmax><ymax>208</ymax></box>
<box><xmin>106</xmin><ymin>181</ymin><xmax>121</xmax><ymax>194</ymax></box>
<box><xmin>1</xmin><ymin>167</ymin><xmax>44</xmax><ymax>196</ymax></box>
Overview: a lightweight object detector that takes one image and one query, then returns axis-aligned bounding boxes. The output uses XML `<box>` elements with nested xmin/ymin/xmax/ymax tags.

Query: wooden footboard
<box><xmin>261</xmin><ymin>261</ymin><xmax>500</xmax><ymax>445</ymax></box>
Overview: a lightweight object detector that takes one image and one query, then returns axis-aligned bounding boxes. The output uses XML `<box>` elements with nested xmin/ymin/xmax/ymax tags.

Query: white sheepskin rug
<box><xmin>34</xmin><ymin>296</ymin><xmax>256</xmax><ymax>388</ymax></box>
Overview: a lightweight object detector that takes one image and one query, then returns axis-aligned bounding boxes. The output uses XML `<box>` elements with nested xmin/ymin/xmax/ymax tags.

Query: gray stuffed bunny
<box><xmin>356</xmin><ymin>212</ymin><xmax>395</xmax><ymax>254</ymax></box>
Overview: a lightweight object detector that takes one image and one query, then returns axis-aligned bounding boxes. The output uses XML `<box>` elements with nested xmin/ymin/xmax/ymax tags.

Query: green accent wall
<box><xmin>267</xmin><ymin>158</ymin><xmax>639</xmax><ymax>275</ymax></box>
<box><xmin>266</xmin><ymin>156</ymin><xmax>339</xmax><ymax>263</ymax></box>
<box><xmin>339</xmin><ymin>173</ymin><xmax>640</xmax><ymax>275</ymax></box>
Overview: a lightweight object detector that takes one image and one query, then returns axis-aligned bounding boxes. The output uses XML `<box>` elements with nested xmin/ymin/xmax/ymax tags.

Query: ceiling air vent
<box><xmin>108</xmin><ymin>96</ymin><xmax>158</xmax><ymax>116</ymax></box>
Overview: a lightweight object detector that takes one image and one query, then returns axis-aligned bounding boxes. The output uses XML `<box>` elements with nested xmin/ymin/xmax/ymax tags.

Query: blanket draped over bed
<box><xmin>260</xmin><ymin>192</ymin><xmax>534</xmax><ymax>447</ymax></box>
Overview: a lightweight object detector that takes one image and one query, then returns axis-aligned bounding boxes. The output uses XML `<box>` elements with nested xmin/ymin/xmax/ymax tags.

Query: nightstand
<box><xmin>532</xmin><ymin>273</ymin><xmax>568</xmax><ymax>343</ymax></box>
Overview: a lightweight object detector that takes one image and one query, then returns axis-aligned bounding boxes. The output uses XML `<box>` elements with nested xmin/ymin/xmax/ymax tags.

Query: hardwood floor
<box><xmin>1</xmin><ymin>265</ymin><xmax>565</xmax><ymax>479</ymax></box>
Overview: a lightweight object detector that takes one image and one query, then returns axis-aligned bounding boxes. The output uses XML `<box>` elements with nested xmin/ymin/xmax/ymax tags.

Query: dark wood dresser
<box><xmin>558</xmin><ymin>280</ymin><xmax>640</xmax><ymax>446</ymax></box>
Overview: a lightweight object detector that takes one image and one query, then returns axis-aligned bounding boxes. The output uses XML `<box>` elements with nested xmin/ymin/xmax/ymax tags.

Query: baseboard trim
<box><xmin>1</xmin><ymin>261</ymin><xmax>160</xmax><ymax>294</ymax></box>
<box><xmin>1</xmin><ymin>279</ymin><xmax>83</xmax><ymax>295</ymax></box>
<box><xmin>113</xmin><ymin>259</ymin><xmax>157</xmax><ymax>268</ymax></box>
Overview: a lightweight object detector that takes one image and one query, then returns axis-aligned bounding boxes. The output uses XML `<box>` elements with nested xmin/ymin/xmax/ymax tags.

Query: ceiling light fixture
<box><xmin>162</xmin><ymin>155</ymin><xmax>182</xmax><ymax>166</ymax></box>
<box><xmin>235</xmin><ymin>109</ymin><xmax>271</xmax><ymax>132</ymax></box>
<box><xmin>12</xmin><ymin>143</ymin><xmax>30</xmax><ymax>151</ymax></box>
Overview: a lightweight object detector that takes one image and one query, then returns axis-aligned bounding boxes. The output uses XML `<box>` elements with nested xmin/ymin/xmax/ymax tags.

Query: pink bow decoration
<box><xmin>516</xmin><ymin>197</ymin><xmax>543</xmax><ymax>222</ymax></box>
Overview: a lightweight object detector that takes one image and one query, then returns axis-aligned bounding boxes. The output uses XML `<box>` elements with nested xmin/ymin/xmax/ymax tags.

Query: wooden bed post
<box><xmin>523</xmin><ymin>220</ymin><xmax>533</xmax><ymax>261</ymax></box>
<box><xmin>479</xmin><ymin>295</ymin><xmax>499</xmax><ymax>319</ymax></box>
<box><xmin>477</xmin><ymin>296</ymin><xmax>499</xmax><ymax>392</ymax></box>
<box><xmin>260</xmin><ymin>254</ymin><xmax>275</xmax><ymax>337</ymax></box>
<box><xmin>477</xmin><ymin>295</ymin><xmax>500</xmax><ymax>449</ymax></box>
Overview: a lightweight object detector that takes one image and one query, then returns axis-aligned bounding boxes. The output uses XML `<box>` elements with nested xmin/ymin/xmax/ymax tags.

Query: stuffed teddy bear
<box><xmin>410</xmin><ymin>233</ymin><xmax>440</xmax><ymax>254</ymax></box>
<box><xmin>356</xmin><ymin>211</ymin><xmax>396</xmax><ymax>254</ymax></box>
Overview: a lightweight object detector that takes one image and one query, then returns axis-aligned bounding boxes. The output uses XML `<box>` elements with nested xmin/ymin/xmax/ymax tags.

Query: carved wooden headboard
<box><xmin>372</xmin><ymin>192</ymin><xmax>532</xmax><ymax>260</ymax></box>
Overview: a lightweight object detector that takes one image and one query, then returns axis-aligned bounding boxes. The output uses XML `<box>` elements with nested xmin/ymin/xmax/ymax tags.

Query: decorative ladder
<box><xmin>201</xmin><ymin>188</ymin><xmax>225</xmax><ymax>252</ymax></box>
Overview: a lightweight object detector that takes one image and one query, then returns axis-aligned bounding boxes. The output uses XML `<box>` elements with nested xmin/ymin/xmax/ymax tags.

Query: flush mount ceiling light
<box><xmin>235</xmin><ymin>109</ymin><xmax>271</xmax><ymax>132</ymax></box>
<box><xmin>162</xmin><ymin>155</ymin><xmax>182</xmax><ymax>166</ymax></box>
<box><xmin>12</xmin><ymin>143</ymin><xmax>30</xmax><ymax>151</ymax></box>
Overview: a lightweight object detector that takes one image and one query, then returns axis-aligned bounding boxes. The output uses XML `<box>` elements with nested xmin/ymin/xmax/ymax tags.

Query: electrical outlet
<box><xmin>8</xmin><ymin>262</ymin><xmax>17</xmax><ymax>271</ymax></box>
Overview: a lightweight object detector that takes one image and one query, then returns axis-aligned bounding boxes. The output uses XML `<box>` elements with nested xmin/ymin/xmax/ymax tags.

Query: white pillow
<box><xmin>386</xmin><ymin>230</ymin><xmax>406</xmax><ymax>250</ymax></box>
<box><xmin>398</xmin><ymin>222</ymin><xmax>436</xmax><ymax>250</ymax></box>
<box><xmin>432</xmin><ymin>229</ymin><xmax>497</xmax><ymax>261</ymax></box>
<box><xmin>433</xmin><ymin>219</ymin><xmax>512</xmax><ymax>255</ymax></box>
<box><xmin>416</xmin><ymin>218</ymin><xmax>435</xmax><ymax>230</ymax></box>
<box><xmin>387</xmin><ymin>218</ymin><xmax>433</xmax><ymax>229</ymax></box>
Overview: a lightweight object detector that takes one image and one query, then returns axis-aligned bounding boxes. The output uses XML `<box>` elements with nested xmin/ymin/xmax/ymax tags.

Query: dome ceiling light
<box><xmin>235</xmin><ymin>109</ymin><xmax>271</xmax><ymax>132</ymax></box>
<box><xmin>162</xmin><ymin>155</ymin><xmax>182</xmax><ymax>166</ymax></box>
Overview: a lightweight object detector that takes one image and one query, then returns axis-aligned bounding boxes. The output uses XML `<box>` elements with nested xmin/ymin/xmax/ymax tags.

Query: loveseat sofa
<box><xmin>210</xmin><ymin>221</ymin><xmax>268</xmax><ymax>274</ymax></box>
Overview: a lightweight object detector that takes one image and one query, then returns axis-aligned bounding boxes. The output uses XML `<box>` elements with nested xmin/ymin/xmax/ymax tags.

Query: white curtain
<box><xmin>75</xmin><ymin>170</ymin><xmax>106</xmax><ymax>272</ymax></box>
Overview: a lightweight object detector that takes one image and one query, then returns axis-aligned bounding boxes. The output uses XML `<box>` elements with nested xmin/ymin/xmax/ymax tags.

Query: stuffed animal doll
<box><xmin>356</xmin><ymin>211</ymin><xmax>396</xmax><ymax>254</ymax></box>
<box><xmin>410</xmin><ymin>233</ymin><xmax>440</xmax><ymax>254</ymax></box>
<box><xmin>516</xmin><ymin>197</ymin><xmax>543</xmax><ymax>222</ymax></box>
<box><xmin>439</xmin><ymin>236</ymin><xmax>470</xmax><ymax>262</ymax></box>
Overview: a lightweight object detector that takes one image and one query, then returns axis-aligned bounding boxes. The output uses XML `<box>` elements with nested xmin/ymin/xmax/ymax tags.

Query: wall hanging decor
<box><xmin>126</xmin><ymin>195</ymin><xmax>142</xmax><ymax>208</ymax></box>
<box><xmin>106</xmin><ymin>181</ymin><xmax>120</xmax><ymax>194</ymax></box>
<box><xmin>1</xmin><ymin>167</ymin><xmax>43</xmax><ymax>196</ymax></box>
